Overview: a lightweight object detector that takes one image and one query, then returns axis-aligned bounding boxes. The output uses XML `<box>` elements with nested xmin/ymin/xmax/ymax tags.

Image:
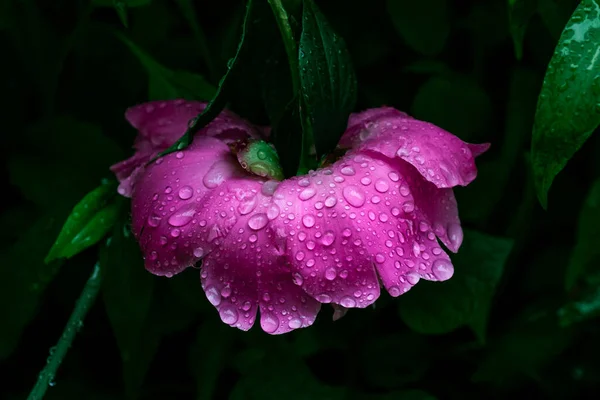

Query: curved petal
<box><xmin>340</xmin><ymin>109</ymin><xmax>489</xmax><ymax>188</ymax></box>
<box><xmin>111</xmin><ymin>100</ymin><xmax>264</xmax><ymax>198</ymax></box>
<box><xmin>270</xmin><ymin>151</ymin><xmax>457</xmax><ymax>306</ymax></box>
<box><xmin>199</xmin><ymin>179</ymin><xmax>321</xmax><ymax>334</ymax></box>
<box><xmin>130</xmin><ymin>137</ymin><xmax>248</xmax><ymax>276</ymax></box>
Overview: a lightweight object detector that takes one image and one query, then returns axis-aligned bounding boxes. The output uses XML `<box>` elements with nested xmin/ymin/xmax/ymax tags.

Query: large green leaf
<box><xmin>386</xmin><ymin>0</ymin><xmax>449</xmax><ymax>55</ymax></box>
<box><xmin>101</xmin><ymin>223</ymin><xmax>156</xmax><ymax>399</ymax></box>
<box><xmin>531</xmin><ymin>0</ymin><xmax>600</xmax><ymax>208</ymax></box>
<box><xmin>45</xmin><ymin>182</ymin><xmax>121</xmax><ymax>263</ymax></box>
<box><xmin>399</xmin><ymin>230</ymin><xmax>513</xmax><ymax>341</ymax></box>
<box><xmin>565</xmin><ymin>179</ymin><xmax>600</xmax><ymax>289</ymax></box>
<box><xmin>299</xmin><ymin>0</ymin><xmax>357</xmax><ymax>160</ymax></box>
<box><xmin>116</xmin><ymin>33</ymin><xmax>216</xmax><ymax>101</ymax></box>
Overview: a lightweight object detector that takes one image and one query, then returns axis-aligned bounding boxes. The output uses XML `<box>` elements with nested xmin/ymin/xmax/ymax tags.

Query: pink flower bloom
<box><xmin>111</xmin><ymin>99</ymin><xmax>489</xmax><ymax>334</ymax></box>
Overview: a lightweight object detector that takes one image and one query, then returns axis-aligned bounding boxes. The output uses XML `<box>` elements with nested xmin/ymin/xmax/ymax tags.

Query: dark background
<box><xmin>2</xmin><ymin>0</ymin><xmax>600</xmax><ymax>399</ymax></box>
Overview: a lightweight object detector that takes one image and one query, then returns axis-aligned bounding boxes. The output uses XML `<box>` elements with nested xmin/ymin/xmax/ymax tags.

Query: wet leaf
<box><xmin>531</xmin><ymin>0</ymin><xmax>600</xmax><ymax>208</ymax></box>
<box><xmin>399</xmin><ymin>230</ymin><xmax>513</xmax><ymax>341</ymax></box>
<box><xmin>299</xmin><ymin>0</ymin><xmax>357</xmax><ymax>160</ymax></box>
<box><xmin>115</xmin><ymin>33</ymin><xmax>216</xmax><ymax>101</ymax></box>
<box><xmin>45</xmin><ymin>181</ymin><xmax>121</xmax><ymax>263</ymax></box>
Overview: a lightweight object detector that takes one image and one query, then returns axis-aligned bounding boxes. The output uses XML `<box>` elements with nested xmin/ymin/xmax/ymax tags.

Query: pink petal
<box><xmin>199</xmin><ymin>180</ymin><xmax>320</xmax><ymax>334</ymax></box>
<box><xmin>341</xmin><ymin>109</ymin><xmax>489</xmax><ymax>188</ymax></box>
<box><xmin>130</xmin><ymin>137</ymin><xmax>247</xmax><ymax>277</ymax></box>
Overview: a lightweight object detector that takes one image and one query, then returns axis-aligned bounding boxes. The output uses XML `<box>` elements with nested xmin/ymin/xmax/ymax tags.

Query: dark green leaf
<box><xmin>508</xmin><ymin>0</ymin><xmax>538</xmax><ymax>59</ymax></box>
<box><xmin>45</xmin><ymin>181</ymin><xmax>121</xmax><ymax>263</ymax></box>
<box><xmin>8</xmin><ymin>117</ymin><xmax>123</xmax><ymax>211</ymax></box>
<box><xmin>0</xmin><ymin>215</ymin><xmax>63</xmax><ymax>360</ymax></box>
<box><xmin>411</xmin><ymin>75</ymin><xmax>492</xmax><ymax>141</ymax></box>
<box><xmin>272</xmin><ymin>97</ymin><xmax>304</xmax><ymax>177</ymax></box>
<box><xmin>362</xmin><ymin>390</ymin><xmax>438</xmax><ymax>400</ymax></box>
<box><xmin>115</xmin><ymin>33</ymin><xmax>216</xmax><ymax>101</ymax></box>
<box><xmin>299</xmin><ymin>0</ymin><xmax>357</xmax><ymax>160</ymax></box>
<box><xmin>101</xmin><ymin>223</ymin><xmax>157</xmax><ymax>399</ymax></box>
<box><xmin>472</xmin><ymin>310</ymin><xmax>574</xmax><ymax>384</ymax></box>
<box><xmin>386</xmin><ymin>0</ymin><xmax>449</xmax><ymax>55</ymax></box>
<box><xmin>155</xmin><ymin>0</ymin><xmax>256</xmax><ymax>158</ymax></box>
<box><xmin>399</xmin><ymin>230</ymin><xmax>513</xmax><ymax>341</ymax></box>
<box><xmin>566</xmin><ymin>179</ymin><xmax>600</xmax><ymax>289</ymax></box>
<box><xmin>559</xmin><ymin>285</ymin><xmax>600</xmax><ymax>326</ymax></box>
<box><xmin>188</xmin><ymin>321</ymin><xmax>235</xmax><ymax>400</ymax></box>
<box><xmin>531</xmin><ymin>0</ymin><xmax>600</xmax><ymax>208</ymax></box>
<box><xmin>93</xmin><ymin>0</ymin><xmax>151</xmax><ymax>6</ymax></box>
<box><xmin>230</xmin><ymin>345</ymin><xmax>347</xmax><ymax>400</ymax></box>
<box><xmin>361</xmin><ymin>333</ymin><xmax>431</xmax><ymax>389</ymax></box>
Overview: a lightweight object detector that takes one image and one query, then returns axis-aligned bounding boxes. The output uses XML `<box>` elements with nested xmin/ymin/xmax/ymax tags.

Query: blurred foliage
<box><xmin>1</xmin><ymin>0</ymin><xmax>600</xmax><ymax>399</ymax></box>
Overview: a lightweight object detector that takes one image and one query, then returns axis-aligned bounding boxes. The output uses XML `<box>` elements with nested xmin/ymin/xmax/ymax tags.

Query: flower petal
<box><xmin>200</xmin><ymin>179</ymin><xmax>321</xmax><ymax>334</ymax></box>
<box><xmin>270</xmin><ymin>150</ymin><xmax>458</xmax><ymax>302</ymax></box>
<box><xmin>130</xmin><ymin>137</ymin><xmax>246</xmax><ymax>276</ymax></box>
<box><xmin>341</xmin><ymin>108</ymin><xmax>488</xmax><ymax>188</ymax></box>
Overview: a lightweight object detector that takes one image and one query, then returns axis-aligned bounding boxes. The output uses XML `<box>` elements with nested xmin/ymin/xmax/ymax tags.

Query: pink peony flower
<box><xmin>111</xmin><ymin>99</ymin><xmax>489</xmax><ymax>334</ymax></box>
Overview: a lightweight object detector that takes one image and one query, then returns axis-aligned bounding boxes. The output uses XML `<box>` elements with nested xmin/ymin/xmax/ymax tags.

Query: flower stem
<box><xmin>27</xmin><ymin>263</ymin><xmax>102</xmax><ymax>400</ymax></box>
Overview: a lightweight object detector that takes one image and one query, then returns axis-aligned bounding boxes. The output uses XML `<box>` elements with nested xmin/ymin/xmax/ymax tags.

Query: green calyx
<box><xmin>233</xmin><ymin>139</ymin><xmax>285</xmax><ymax>181</ymax></box>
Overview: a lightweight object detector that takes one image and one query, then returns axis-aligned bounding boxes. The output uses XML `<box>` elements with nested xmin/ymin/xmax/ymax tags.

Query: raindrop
<box><xmin>248</xmin><ymin>213</ymin><xmax>269</xmax><ymax>230</ymax></box>
<box><xmin>178</xmin><ymin>186</ymin><xmax>193</xmax><ymax>200</ymax></box>
<box><xmin>299</xmin><ymin>188</ymin><xmax>316</xmax><ymax>200</ymax></box>
<box><xmin>432</xmin><ymin>259</ymin><xmax>454</xmax><ymax>280</ymax></box>
<box><xmin>302</xmin><ymin>214</ymin><xmax>316</xmax><ymax>228</ymax></box>
<box><xmin>321</xmin><ymin>231</ymin><xmax>335</xmax><ymax>246</ymax></box>
<box><xmin>206</xmin><ymin>286</ymin><xmax>222</xmax><ymax>306</ymax></box>
<box><xmin>341</xmin><ymin>166</ymin><xmax>355</xmax><ymax>176</ymax></box>
<box><xmin>219</xmin><ymin>305</ymin><xmax>239</xmax><ymax>325</ymax></box>
<box><xmin>147</xmin><ymin>213</ymin><xmax>162</xmax><ymax>227</ymax></box>
<box><xmin>168</xmin><ymin>205</ymin><xmax>197</xmax><ymax>227</ymax></box>
<box><xmin>261</xmin><ymin>313</ymin><xmax>280</xmax><ymax>333</ymax></box>
<box><xmin>375</xmin><ymin>180</ymin><xmax>389</xmax><ymax>193</ymax></box>
<box><xmin>343</xmin><ymin>186</ymin><xmax>366</xmax><ymax>208</ymax></box>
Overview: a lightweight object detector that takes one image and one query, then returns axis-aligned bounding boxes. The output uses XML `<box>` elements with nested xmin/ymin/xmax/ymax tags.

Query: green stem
<box><xmin>267</xmin><ymin>0</ymin><xmax>300</xmax><ymax>94</ymax></box>
<box><xmin>28</xmin><ymin>263</ymin><xmax>102</xmax><ymax>400</ymax></box>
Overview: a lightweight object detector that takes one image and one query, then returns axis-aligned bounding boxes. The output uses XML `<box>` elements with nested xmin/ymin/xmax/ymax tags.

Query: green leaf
<box><xmin>508</xmin><ymin>0</ymin><xmax>538</xmax><ymax>59</ymax></box>
<box><xmin>531</xmin><ymin>0</ymin><xmax>600</xmax><ymax>208</ymax></box>
<box><xmin>299</xmin><ymin>0</ymin><xmax>357</xmax><ymax>160</ymax></box>
<box><xmin>411</xmin><ymin>75</ymin><xmax>492</xmax><ymax>141</ymax></box>
<box><xmin>101</xmin><ymin>223</ymin><xmax>157</xmax><ymax>399</ymax></box>
<box><xmin>8</xmin><ymin>117</ymin><xmax>123</xmax><ymax>211</ymax></box>
<box><xmin>230</xmin><ymin>345</ymin><xmax>347</xmax><ymax>400</ymax></box>
<box><xmin>115</xmin><ymin>33</ymin><xmax>216</xmax><ymax>101</ymax></box>
<box><xmin>386</xmin><ymin>0</ymin><xmax>449</xmax><ymax>55</ymax></box>
<box><xmin>559</xmin><ymin>285</ymin><xmax>600</xmax><ymax>326</ymax></box>
<box><xmin>154</xmin><ymin>0</ymin><xmax>256</xmax><ymax>158</ymax></box>
<box><xmin>93</xmin><ymin>0</ymin><xmax>152</xmax><ymax>27</ymax></box>
<box><xmin>565</xmin><ymin>179</ymin><xmax>600</xmax><ymax>289</ymax></box>
<box><xmin>399</xmin><ymin>230</ymin><xmax>513</xmax><ymax>341</ymax></box>
<box><xmin>188</xmin><ymin>321</ymin><xmax>235</xmax><ymax>400</ymax></box>
<box><xmin>45</xmin><ymin>181</ymin><xmax>121</xmax><ymax>263</ymax></box>
<box><xmin>0</xmin><ymin>215</ymin><xmax>63</xmax><ymax>360</ymax></box>
<box><xmin>472</xmin><ymin>309</ymin><xmax>574</xmax><ymax>385</ymax></box>
<box><xmin>360</xmin><ymin>333</ymin><xmax>431</xmax><ymax>389</ymax></box>
<box><xmin>362</xmin><ymin>390</ymin><xmax>438</xmax><ymax>400</ymax></box>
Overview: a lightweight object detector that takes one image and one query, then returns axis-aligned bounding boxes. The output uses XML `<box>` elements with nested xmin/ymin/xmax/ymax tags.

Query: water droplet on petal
<box><xmin>267</xmin><ymin>204</ymin><xmax>280</xmax><ymax>220</ymax></box>
<box><xmin>340</xmin><ymin>296</ymin><xmax>356</xmax><ymax>307</ymax></box>
<box><xmin>343</xmin><ymin>186</ymin><xmax>366</xmax><ymax>208</ymax></box>
<box><xmin>316</xmin><ymin>294</ymin><xmax>332</xmax><ymax>303</ymax></box>
<box><xmin>238</xmin><ymin>195</ymin><xmax>258</xmax><ymax>215</ymax></box>
<box><xmin>360</xmin><ymin>177</ymin><xmax>371</xmax><ymax>185</ymax></box>
<box><xmin>302</xmin><ymin>214</ymin><xmax>316</xmax><ymax>228</ymax></box>
<box><xmin>322</xmin><ymin>231</ymin><xmax>335</xmax><ymax>246</ymax></box>
<box><xmin>341</xmin><ymin>166</ymin><xmax>355</xmax><ymax>176</ymax></box>
<box><xmin>261</xmin><ymin>312</ymin><xmax>280</xmax><ymax>333</ymax></box>
<box><xmin>168</xmin><ymin>205</ymin><xmax>197</xmax><ymax>227</ymax></box>
<box><xmin>298</xmin><ymin>178</ymin><xmax>310</xmax><ymax>187</ymax></box>
<box><xmin>178</xmin><ymin>186</ymin><xmax>193</xmax><ymax>200</ymax></box>
<box><xmin>288</xmin><ymin>318</ymin><xmax>302</xmax><ymax>329</ymax></box>
<box><xmin>219</xmin><ymin>305</ymin><xmax>239</xmax><ymax>325</ymax></box>
<box><xmin>293</xmin><ymin>273</ymin><xmax>304</xmax><ymax>286</ymax></box>
<box><xmin>248</xmin><ymin>213</ymin><xmax>268</xmax><ymax>230</ymax></box>
<box><xmin>388</xmin><ymin>171</ymin><xmax>400</xmax><ymax>182</ymax></box>
<box><xmin>147</xmin><ymin>213</ymin><xmax>162</xmax><ymax>227</ymax></box>
<box><xmin>342</xmin><ymin>228</ymin><xmax>352</xmax><ymax>237</ymax></box>
<box><xmin>432</xmin><ymin>259</ymin><xmax>454</xmax><ymax>281</ymax></box>
<box><xmin>406</xmin><ymin>272</ymin><xmax>420</xmax><ymax>285</ymax></box>
<box><xmin>299</xmin><ymin>188</ymin><xmax>316</xmax><ymax>200</ymax></box>
<box><xmin>325</xmin><ymin>268</ymin><xmax>337</xmax><ymax>280</ymax></box>
<box><xmin>375</xmin><ymin>253</ymin><xmax>386</xmax><ymax>263</ymax></box>
<box><xmin>295</xmin><ymin>251</ymin><xmax>305</xmax><ymax>261</ymax></box>
<box><xmin>325</xmin><ymin>196</ymin><xmax>337</xmax><ymax>207</ymax></box>
<box><xmin>206</xmin><ymin>286</ymin><xmax>222</xmax><ymax>306</ymax></box>
<box><xmin>448</xmin><ymin>223</ymin><xmax>463</xmax><ymax>248</ymax></box>
<box><xmin>193</xmin><ymin>247</ymin><xmax>205</xmax><ymax>258</ymax></box>
<box><xmin>375</xmin><ymin>180</ymin><xmax>389</xmax><ymax>193</ymax></box>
